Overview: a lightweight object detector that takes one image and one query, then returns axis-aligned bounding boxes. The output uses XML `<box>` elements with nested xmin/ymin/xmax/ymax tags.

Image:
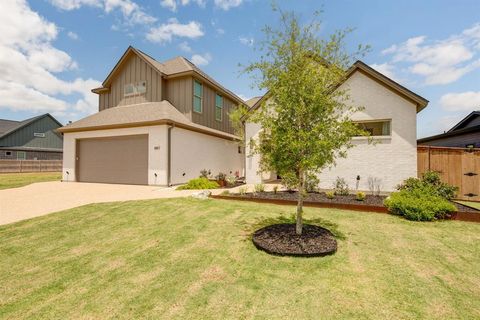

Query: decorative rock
<box><xmin>191</xmin><ymin>190</ymin><xmax>212</xmax><ymax>200</ymax></box>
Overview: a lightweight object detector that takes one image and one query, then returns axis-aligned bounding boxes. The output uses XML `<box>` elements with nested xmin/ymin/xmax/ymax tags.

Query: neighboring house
<box><xmin>418</xmin><ymin>111</ymin><xmax>480</xmax><ymax>148</ymax></box>
<box><xmin>0</xmin><ymin>114</ymin><xmax>63</xmax><ymax>160</ymax></box>
<box><xmin>245</xmin><ymin>61</ymin><xmax>429</xmax><ymax>192</ymax></box>
<box><xmin>59</xmin><ymin>46</ymin><xmax>244</xmax><ymax>185</ymax></box>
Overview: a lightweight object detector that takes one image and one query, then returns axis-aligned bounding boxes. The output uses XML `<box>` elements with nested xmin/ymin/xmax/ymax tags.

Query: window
<box><xmin>215</xmin><ymin>93</ymin><xmax>223</xmax><ymax>121</ymax></box>
<box><xmin>5</xmin><ymin>151</ymin><xmax>12</xmax><ymax>156</ymax></box>
<box><xmin>17</xmin><ymin>151</ymin><xmax>26</xmax><ymax>160</ymax></box>
<box><xmin>193</xmin><ymin>80</ymin><xmax>203</xmax><ymax>113</ymax></box>
<box><xmin>124</xmin><ymin>81</ymin><xmax>147</xmax><ymax>96</ymax></box>
<box><xmin>34</xmin><ymin>132</ymin><xmax>45</xmax><ymax>138</ymax></box>
<box><xmin>355</xmin><ymin>120</ymin><xmax>391</xmax><ymax>137</ymax></box>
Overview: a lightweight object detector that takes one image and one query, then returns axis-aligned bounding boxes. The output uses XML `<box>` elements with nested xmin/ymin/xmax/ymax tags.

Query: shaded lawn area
<box><xmin>0</xmin><ymin>198</ymin><xmax>479</xmax><ymax>319</ymax></box>
<box><xmin>0</xmin><ymin>172</ymin><xmax>61</xmax><ymax>190</ymax></box>
<box><xmin>456</xmin><ymin>200</ymin><xmax>480</xmax><ymax>211</ymax></box>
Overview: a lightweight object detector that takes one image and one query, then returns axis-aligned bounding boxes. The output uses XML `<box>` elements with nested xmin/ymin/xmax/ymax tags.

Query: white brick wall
<box><xmin>246</xmin><ymin>70</ymin><xmax>418</xmax><ymax>192</ymax></box>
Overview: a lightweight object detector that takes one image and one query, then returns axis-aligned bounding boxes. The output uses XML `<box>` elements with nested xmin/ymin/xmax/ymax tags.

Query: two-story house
<box><xmin>59</xmin><ymin>46</ymin><xmax>244</xmax><ymax>185</ymax></box>
<box><xmin>0</xmin><ymin>113</ymin><xmax>63</xmax><ymax>160</ymax></box>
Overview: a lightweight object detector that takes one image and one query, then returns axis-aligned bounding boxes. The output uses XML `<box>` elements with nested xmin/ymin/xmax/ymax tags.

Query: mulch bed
<box><xmin>252</xmin><ymin>223</ymin><xmax>337</xmax><ymax>257</ymax></box>
<box><xmin>222</xmin><ymin>191</ymin><xmax>480</xmax><ymax>213</ymax></box>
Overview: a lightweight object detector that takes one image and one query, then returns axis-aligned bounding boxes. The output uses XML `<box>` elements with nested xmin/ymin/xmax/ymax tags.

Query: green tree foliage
<box><xmin>239</xmin><ymin>8</ymin><xmax>369</xmax><ymax>234</ymax></box>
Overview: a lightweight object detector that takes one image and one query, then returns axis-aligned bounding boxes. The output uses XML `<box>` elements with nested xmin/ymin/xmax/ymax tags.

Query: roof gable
<box><xmin>92</xmin><ymin>46</ymin><xmax>245</xmax><ymax>105</ymax></box>
<box><xmin>448</xmin><ymin>111</ymin><xmax>480</xmax><ymax>132</ymax></box>
<box><xmin>246</xmin><ymin>60</ymin><xmax>429</xmax><ymax>116</ymax></box>
<box><xmin>0</xmin><ymin>114</ymin><xmax>62</xmax><ymax>140</ymax></box>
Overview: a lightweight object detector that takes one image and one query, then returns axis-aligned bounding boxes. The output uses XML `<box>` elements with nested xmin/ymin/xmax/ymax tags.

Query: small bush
<box><xmin>326</xmin><ymin>191</ymin><xmax>335</xmax><ymax>199</ymax></box>
<box><xmin>254</xmin><ymin>183</ymin><xmax>265</xmax><ymax>193</ymax></box>
<box><xmin>220</xmin><ymin>190</ymin><xmax>230</xmax><ymax>195</ymax></box>
<box><xmin>356</xmin><ymin>191</ymin><xmax>366</xmax><ymax>201</ymax></box>
<box><xmin>238</xmin><ymin>186</ymin><xmax>248</xmax><ymax>195</ymax></box>
<box><xmin>384</xmin><ymin>189</ymin><xmax>456</xmax><ymax>221</ymax></box>
<box><xmin>177</xmin><ymin>177</ymin><xmax>219</xmax><ymax>190</ymax></box>
<box><xmin>333</xmin><ymin>177</ymin><xmax>349</xmax><ymax>196</ymax></box>
<box><xmin>225</xmin><ymin>175</ymin><xmax>237</xmax><ymax>187</ymax></box>
<box><xmin>396</xmin><ymin>170</ymin><xmax>457</xmax><ymax>200</ymax></box>
<box><xmin>199</xmin><ymin>169</ymin><xmax>211</xmax><ymax>179</ymax></box>
<box><xmin>215</xmin><ymin>172</ymin><xmax>226</xmax><ymax>181</ymax></box>
<box><xmin>273</xmin><ymin>185</ymin><xmax>279</xmax><ymax>194</ymax></box>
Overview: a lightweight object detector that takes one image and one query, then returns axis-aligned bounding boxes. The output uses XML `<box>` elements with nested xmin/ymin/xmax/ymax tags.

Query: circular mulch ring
<box><xmin>252</xmin><ymin>223</ymin><xmax>337</xmax><ymax>257</ymax></box>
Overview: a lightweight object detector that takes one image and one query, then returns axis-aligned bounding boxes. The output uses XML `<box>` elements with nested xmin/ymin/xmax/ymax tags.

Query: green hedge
<box><xmin>177</xmin><ymin>178</ymin><xmax>219</xmax><ymax>190</ymax></box>
<box><xmin>384</xmin><ymin>189</ymin><xmax>456</xmax><ymax>221</ymax></box>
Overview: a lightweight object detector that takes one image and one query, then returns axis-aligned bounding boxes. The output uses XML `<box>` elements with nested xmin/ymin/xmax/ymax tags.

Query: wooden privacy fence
<box><xmin>418</xmin><ymin>146</ymin><xmax>480</xmax><ymax>201</ymax></box>
<box><xmin>0</xmin><ymin>160</ymin><xmax>62</xmax><ymax>173</ymax></box>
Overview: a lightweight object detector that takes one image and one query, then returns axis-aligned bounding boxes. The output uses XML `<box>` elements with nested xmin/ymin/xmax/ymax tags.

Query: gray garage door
<box><xmin>77</xmin><ymin>134</ymin><xmax>148</xmax><ymax>185</ymax></box>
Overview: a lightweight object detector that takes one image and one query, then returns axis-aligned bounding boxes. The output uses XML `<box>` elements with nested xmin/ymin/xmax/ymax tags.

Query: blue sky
<box><xmin>1</xmin><ymin>0</ymin><xmax>480</xmax><ymax>138</ymax></box>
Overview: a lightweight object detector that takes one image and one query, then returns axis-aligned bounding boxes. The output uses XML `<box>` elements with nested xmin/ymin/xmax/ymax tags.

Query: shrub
<box><xmin>356</xmin><ymin>191</ymin><xmax>366</xmax><ymax>201</ymax></box>
<box><xmin>199</xmin><ymin>169</ymin><xmax>211</xmax><ymax>179</ymax></box>
<box><xmin>384</xmin><ymin>189</ymin><xmax>456</xmax><ymax>221</ymax></box>
<box><xmin>177</xmin><ymin>177</ymin><xmax>219</xmax><ymax>190</ymax></box>
<box><xmin>220</xmin><ymin>190</ymin><xmax>230</xmax><ymax>195</ymax></box>
<box><xmin>396</xmin><ymin>170</ymin><xmax>457</xmax><ymax>200</ymax></box>
<box><xmin>333</xmin><ymin>177</ymin><xmax>349</xmax><ymax>196</ymax></box>
<box><xmin>326</xmin><ymin>191</ymin><xmax>335</xmax><ymax>199</ymax></box>
<box><xmin>254</xmin><ymin>183</ymin><xmax>265</xmax><ymax>193</ymax></box>
<box><xmin>273</xmin><ymin>185</ymin><xmax>279</xmax><ymax>194</ymax></box>
<box><xmin>305</xmin><ymin>174</ymin><xmax>319</xmax><ymax>193</ymax></box>
<box><xmin>215</xmin><ymin>172</ymin><xmax>226</xmax><ymax>181</ymax></box>
<box><xmin>238</xmin><ymin>186</ymin><xmax>248</xmax><ymax>195</ymax></box>
<box><xmin>225</xmin><ymin>175</ymin><xmax>237</xmax><ymax>187</ymax></box>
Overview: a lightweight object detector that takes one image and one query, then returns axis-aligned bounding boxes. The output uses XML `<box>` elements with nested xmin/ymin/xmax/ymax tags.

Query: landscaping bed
<box><xmin>252</xmin><ymin>223</ymin><xmax>337</xmax><ymax>257</ymax></box>
<box><xmin>215</xmin><ymin>191</ymin><xmax>480</xmax><ymax>216</ymax></box>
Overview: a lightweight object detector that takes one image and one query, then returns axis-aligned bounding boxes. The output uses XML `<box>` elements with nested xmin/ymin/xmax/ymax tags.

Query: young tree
<box><xmin>239</xmin><ymin>9</ymin><xmax>369</xmax><ymax>235</ymax></box>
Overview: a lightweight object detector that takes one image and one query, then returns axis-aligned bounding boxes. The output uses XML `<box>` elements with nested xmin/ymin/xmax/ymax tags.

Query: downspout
<box><xmin>167</xmin><ymin>124</ymin><xmax>174</xmax><ymax>186</ymax></box>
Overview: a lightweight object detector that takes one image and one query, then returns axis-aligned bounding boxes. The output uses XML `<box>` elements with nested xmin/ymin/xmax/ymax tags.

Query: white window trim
<box><xmin>354</xmin><ymin>119</ymin><xmax>392</xmax><ymax>138</ymax></box>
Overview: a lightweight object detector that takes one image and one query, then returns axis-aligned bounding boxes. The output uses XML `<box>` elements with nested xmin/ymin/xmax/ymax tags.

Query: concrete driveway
<box><xmin>0</xmin><ymin>181</ymin><xmax>226</xmax><ymax>226</ymax></box>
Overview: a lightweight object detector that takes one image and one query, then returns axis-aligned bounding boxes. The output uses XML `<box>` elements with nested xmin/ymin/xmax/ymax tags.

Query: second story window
<box><xmin>193</xmin><ymin>80</ymin><xmax>203</xmax><ymax>113</ymax></box>
<box><xmin>124</xmin><ymin>81</ymin><xmax>146</xmax><ymax>97</ymax></box>
<box><xmin>355</xmin><ymin>120</ymin><xmax>391</xmax><ymax>137</ymax></box>
<box><xmin>215</xmin><ymin>93</ymin><xmax>223</xmax><ymax>121</ymax></box>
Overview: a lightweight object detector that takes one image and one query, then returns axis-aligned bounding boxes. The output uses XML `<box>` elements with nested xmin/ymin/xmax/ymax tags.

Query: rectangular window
<box><xmin>215</xmin><ymin>93</ymin><xmax>223</xmax><ymax>121</ymax></box>
<box><xmin>5</xmin><ymin>151</ymin><xmax>12</xmax><ymax>156</ymax></box>
<box><xmin>355</xmin><ymin>120</ymin><xmax>391</xmax><ymax>137</ymax></box>
<box><xmin>34</xmin><ymin>132</ymin><xmax>45</xmax><ymax>138</ymax></box>
<box><xmin>124</xmin><ymin>81</ymin><xmax>147</xmax><ymax>96</ymax></box>
<box><xmin>17</xmin><ymin>151</ymin><xmax>26</xmax><ymax>160</ymax></box>
<box><xmin>193</xmin><ymin>80</ymin><xmax>203</xmax><ymax>113</ymax></box>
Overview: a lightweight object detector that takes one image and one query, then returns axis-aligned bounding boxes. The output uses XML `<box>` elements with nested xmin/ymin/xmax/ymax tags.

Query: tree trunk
<box><xmin>296</xmin><ymin>170</ymin><xmax>305</xmax><ymax>235</ymax></box>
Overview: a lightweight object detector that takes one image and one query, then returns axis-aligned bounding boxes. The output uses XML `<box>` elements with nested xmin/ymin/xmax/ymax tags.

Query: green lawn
<box><xmin>0</xmin><ymin>198</ymin><xmax>479</xmax><ymax>319</ymax></box>
<box><xmin>456</xmin><ymin>200</ymin><xmax>480</xmax><ymax>211</ymax></box>
<box><xmin>0</xmin><ymin>172</ymin><xmax>61</xmax><ymax>190</ymax></box>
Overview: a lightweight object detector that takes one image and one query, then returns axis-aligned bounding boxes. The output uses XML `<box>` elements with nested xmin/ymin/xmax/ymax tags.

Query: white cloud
<box><xmin>369</xmin><ymin>63</ymin><xmax>397</xmax><ymax>80</ymax></box>
<box><xmin>214</xmin><ymin>0</ymin><xmax>243</xmax><ymax>10</ymax></box>
<box><xmin>381</xmin><ymin>24</ymin><xmax>480</xmax><ymax>85</ymax></box>
<box><xmin>239</xmin><ymin>36</ymin><xmax>254</xmax><ymax>46</ymax></box>
<box><xmin>0</xmin><ymin>0</ymin><xmax>100</xmax><ymax>117</ymax></box>
<box><xmin>67</xmin><ymin>31</ymin><xmax>79</xmax><ymax>40</ymax></box>
<box><xmin>178</xmin><ymin>41</ymin><xmax>192</xmax><ymax>53</ymax></box>
<box><xmin>191</xmin><ymin>53</ymin><xmax>211</xmax><ymax>66</ymax></box>
<box><xmin>440</xmin><ymin>91</ymin><xmax>480</xmax><ymax>112</ymax></box>
<box><xmin>160</xmin><ymin>0</ymin><xmax>205</xmax><ymax>11</ymax></box>
<box><xmin>49</xmin><ymin>0</ymin><xmax>156</xmax><ymax>26</ymax></box>
<box><xmin>146</xmin><ymin>18</ymin><xmax>204</xmax><ymax>44</ymax></box>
